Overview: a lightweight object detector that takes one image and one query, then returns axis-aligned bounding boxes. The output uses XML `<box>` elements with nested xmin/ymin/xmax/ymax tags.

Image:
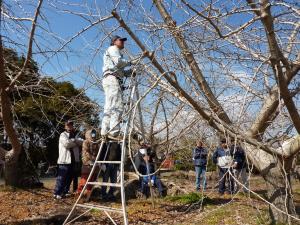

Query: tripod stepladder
<box><xmin>63</xmin><ymin>76</ymin><xmax>138</xmax><ymax>225</ymax></box>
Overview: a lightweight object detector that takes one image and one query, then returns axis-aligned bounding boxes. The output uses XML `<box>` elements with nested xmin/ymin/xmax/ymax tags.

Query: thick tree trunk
<box><xmin>0</xmin><ymin>87</ymin><xmax>22</xmax><ymax>186</ymax></box>
<box><xmin>244</xmin><ymin>143</ymin><xmax>298</xmax><ymax>224</ymax></box>
<box><xmin>4</xmin><ymin>162</ymin><xmax>20</xmax><ymax>186</ymax></box>
<box><xmin>263</xmin><ymin>166</ymin><xmax>297</xmax><ymax>224</ymax></box>
<box><xmin>0</xmin><ymin>1</ymin><xmax>22</xmax><ymax>186</ymax></box>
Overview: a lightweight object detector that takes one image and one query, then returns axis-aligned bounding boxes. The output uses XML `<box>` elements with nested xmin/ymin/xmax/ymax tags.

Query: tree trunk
<box><xmin>4</xmin><ymin>162</ymin><xmax>20</xmax><ymax>186</ymax></box>
<box><xmin>244</xmin><ymin>143</ymin><xmax>298</xmax><ymax>224</ymax></box>
<box><xmin>263</xmin><ymin>166</ymin><xmax>297</xmax><ymax>224</ymax></box>
<box><xmin>0</xmin><ymin>86</ymin><xmax>22</xmax><ymax>186</ymax></box>
<box><xmin>0</xmin><ymin>1</ymin><xmax>22</xmax><ymax>186</ymax></box>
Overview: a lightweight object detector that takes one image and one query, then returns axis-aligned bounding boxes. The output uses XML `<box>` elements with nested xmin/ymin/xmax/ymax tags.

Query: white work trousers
<box><xmin>101</xmin><ymin>75</ymin><xmax>123</xmax><ymax>136</ymax></box>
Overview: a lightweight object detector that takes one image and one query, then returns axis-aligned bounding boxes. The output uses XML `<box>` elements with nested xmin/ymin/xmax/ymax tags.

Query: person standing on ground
<box><xmin>77</xmin><ymin>129</ymin><xmax>100</xmax><ymax>196</ymax></box>
<box><xmin>101</xmin><ymin>35</ymin><xmax>147</xmax><ymax>138</ymax></box>
<box><xmin>54</xmin><ymin>121</ymin><xmax>81</xmax><ymax>199</ymax></box>
<box><xmin>64</xmin><ymin>130</ymin><xmax>82</xmax><ymax>195</ymax></box>
<box><xmin>141</xmin><ymin>153</ymin><xmax>163</xmax><ymax>197</ymax></box>
<box><xmin>136</xmin><ymin>144</ymin><xmax>163</xmax><ymax>198</ymax></box>
<box><xmin>212</xmin><ymin>138</ymin><xmax>235</xmax><ymax>195</ymax></box>
<box><xmin>192</xmin><ymin>140</ymin><xmax>208</xmax><ymax>191</ymax></box>
<box><xmin>101</xmin><ymin>142</ymin><xmax>121</xmax><ymax>201</ymax></box>
<box><xmin>231</xmin><ymin>138</ymin><xmax>248</xmax><ymax>193</ymax></box>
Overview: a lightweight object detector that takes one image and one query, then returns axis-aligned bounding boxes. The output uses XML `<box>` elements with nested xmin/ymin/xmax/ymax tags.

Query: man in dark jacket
<box><xmin>212</xmin><ymin>138</ymin><xmax>235</xmax><ymax>195</ymax></box>
<box><xmin>135</xmin><ymin>144</ymin><xmax>163</xmax><ymax>197</ymax></box>
<box><xmin>193</xmin><ymin>141</ymin><xmax>208</xmax><ymax>191</ymax></box>
<box><xmin>231</xmin><ymin>138</ymin><xmax>248</xmax><ymax>192</ymax></box>
<box><xmin>141</xmin><ymin>154</ymin><xmax>163</xmax><ymax>197</ymax></box>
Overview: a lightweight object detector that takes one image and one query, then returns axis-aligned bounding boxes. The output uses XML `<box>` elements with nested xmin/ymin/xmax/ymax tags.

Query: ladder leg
<box><xmin>104</xmin><ymin>211</ymin><xmax>118</xmax><ymax>225</ymax></box>
<box><xmin>65</xmin><ymin>209</ymin><xmax>92</xmax><ymax>225</ymax></box>
<box><xmin>120</xmin><ymin>141</ymin><xmax>128</xmax><ymax>225</ymax></box>
<box><xmin>119</xmin><ymin>82</ymin><xmax>136</xmax><ymax>225</ymax></box>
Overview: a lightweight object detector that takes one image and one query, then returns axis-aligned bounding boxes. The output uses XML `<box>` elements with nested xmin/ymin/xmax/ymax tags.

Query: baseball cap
<box><xmin>111</xmin><ymin>35</ymin><xmax>127</xmax><ymax>45</ymax></box>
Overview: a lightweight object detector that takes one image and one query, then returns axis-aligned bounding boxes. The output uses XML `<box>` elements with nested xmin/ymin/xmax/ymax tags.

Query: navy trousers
<box><xmin>64</xmin><ymin>162</ymin><xmax>80</xmax><ymax>193</ymax></box>
<box><xmin>101</xmin><ymin>164</ymin><xmax>119</xmax><ymax>196</ymax></box>
<box><xmin>219</xmin><ymin>167</ymin><xmax>235</xmax><ymax>194</ymax></box>
<box><xmin>54</xmin><ymin>164</ymin><xmax>72</xmax><ymax>196</ymax></box>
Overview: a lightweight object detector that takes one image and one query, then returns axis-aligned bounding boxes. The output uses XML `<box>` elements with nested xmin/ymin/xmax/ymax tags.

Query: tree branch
<box><xmin>247</xmin><ymin>0</ymin><xmax>300</xmax><ymax>137</ymax></box>
<box><xmin>181</xmin><ymin>0</ymin><xmax>260</xmax><ymax>39</ymax></box>
<box><xmin>6</xmin><ymin>0</ymin><xmax>43</xmax><ymax>91</ymax></box>
<box><xmin>153</xmin><ymin>0</ymin><xmax>231</xmax><ymax>124</ymax></box>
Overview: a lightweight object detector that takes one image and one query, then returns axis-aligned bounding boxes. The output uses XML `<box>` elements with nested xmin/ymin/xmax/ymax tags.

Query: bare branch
<box><xmin>7</xmin><ymin>0</ymin><xmax>44</xmax><ymax>91</ymax></box>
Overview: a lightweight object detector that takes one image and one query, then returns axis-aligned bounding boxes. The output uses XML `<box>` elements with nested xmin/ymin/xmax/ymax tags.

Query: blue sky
<box><xmin>5</xmin><ymin>0</ymin><xmax>298</xmax><ymax>133</ymax></box>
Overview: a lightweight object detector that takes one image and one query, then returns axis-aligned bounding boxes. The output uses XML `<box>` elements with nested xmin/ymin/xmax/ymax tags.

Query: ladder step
<box><xmin>106</xmin><ymin>135</ymin><xmax>125</xmax><ymax>141</ymax></box>
<box><xmin>77</xmin><ymin>203</ymin><xmax>123</xmax><ymax>214</ymax></box>
<box><xmin>96</xmin><ymin>161</ymin><xmax>122</xmax><ymax>164</ymax></box>
<box><xmin>87</xmin><ymin>181</ymin><xmax>122</xmax><ymax>187</ymax></box>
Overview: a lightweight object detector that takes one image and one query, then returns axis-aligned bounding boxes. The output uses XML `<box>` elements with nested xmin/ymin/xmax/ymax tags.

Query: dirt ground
<box><xmin>0</xmin><ymin>174</ymin><xmax>300</xmax><ymax>225</ymax></box>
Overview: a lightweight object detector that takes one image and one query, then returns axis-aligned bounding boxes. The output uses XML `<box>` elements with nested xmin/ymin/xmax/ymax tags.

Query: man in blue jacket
<box><xmin>212</xmin><ymin>138</ymin><xmax>235</xmax><ymax>195</ymax></box>
<box><xmin>193</xmin><ymin>141</ymin><xmax>208</xmax><ymax>191</ymax></box>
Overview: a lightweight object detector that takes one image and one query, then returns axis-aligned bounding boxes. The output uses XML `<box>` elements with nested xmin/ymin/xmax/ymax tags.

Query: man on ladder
<box><xmin>101</xmin><ymin>35</ymin><xmax>145</xmax><ymax>139</ymax></box>
<box><xmin>100</xmin><ymin>35</ymin><xmax>145</xmax><ymax>203</ymax></box>
<box><xmin>63</xmin><ymin>35</ymin><xmax>148</xmax><ymax>225</ymax></box>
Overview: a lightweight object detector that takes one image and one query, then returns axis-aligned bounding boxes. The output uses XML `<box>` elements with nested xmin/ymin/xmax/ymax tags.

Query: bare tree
<box><xmin>0</xmin><ymin>0</ymin><xmax>43</xmax><ymax>186</ymax></box>
<box><xmin>1</xmin><ymin>0</ymin><xmax>299</xmax><ymax>224</ymax></box>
